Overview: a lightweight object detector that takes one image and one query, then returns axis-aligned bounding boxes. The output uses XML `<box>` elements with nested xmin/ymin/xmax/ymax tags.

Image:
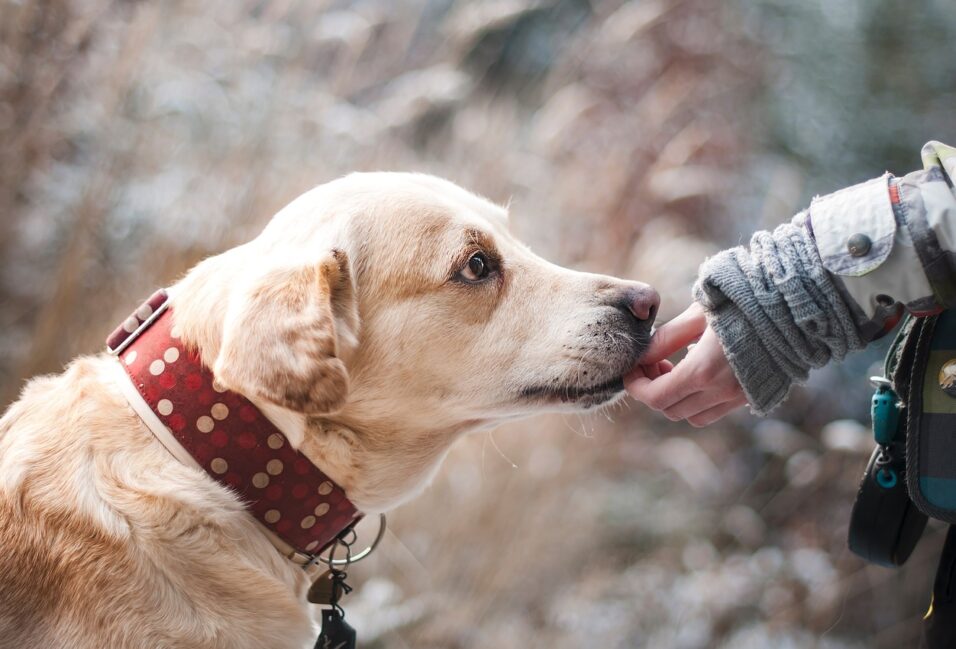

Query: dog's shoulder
<box><xmin>0</xmin><ymin>356</ymin><xmax>314</xmax><ymax>648</ymax></box>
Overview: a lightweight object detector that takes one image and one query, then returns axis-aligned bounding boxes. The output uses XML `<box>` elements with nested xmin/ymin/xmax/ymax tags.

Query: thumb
<box><xmin>639</xmin><ymin>302</ymin><xmax>708</xmax><ymax>364</ymax></box>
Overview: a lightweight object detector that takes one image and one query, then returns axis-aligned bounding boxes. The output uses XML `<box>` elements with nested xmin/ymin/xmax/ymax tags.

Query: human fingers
<box><xmin>625</xmin><ymin>360</ymin><xmax>698</xmax><ymax>411</ymax></box>
<box><xmin>686</xmin><ymin>396</ymin><xmax>749</xmax><ymax>428</ymax></box>
<box><xmin>658</xmin><ymin>327</ymin><xmax>742</xmax><ymax>418</ymax></box>
<box><xmin>626</xmin><ymin>359</ymin><xmax>674</xmax><ymax>382</ymax></box>
<box><xmin>661</xmin><ymin>389</ymin><xmax>734</xmax><ymax>421</ymax></box>
<box><xmin>653</xmin><ymin>359</ymin><xmax>675</xmax><ymax>377</ymax></box>
<box><xmin>639</xmin><ymin>302</ymin><xmax>708</xmax><ymax>365</ymax></box>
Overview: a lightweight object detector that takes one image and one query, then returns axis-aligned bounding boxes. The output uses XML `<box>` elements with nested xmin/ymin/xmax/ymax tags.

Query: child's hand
<box><xmin>626</xmin><ymin>303</ymin><xmax>747</xmax><ymax>427</ymax></box>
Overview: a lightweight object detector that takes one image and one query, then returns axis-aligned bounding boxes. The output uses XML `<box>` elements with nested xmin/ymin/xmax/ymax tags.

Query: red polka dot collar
<box><xmin>107</xmin><ymin>289</ymin><xmax>361</xmax><ymax>563</ymax></box>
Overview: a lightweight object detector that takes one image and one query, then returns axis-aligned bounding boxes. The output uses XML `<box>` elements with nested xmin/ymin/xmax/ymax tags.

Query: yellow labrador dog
<box><xmin>0</xmin><ymin>173</ymin><xmax>658</xmax><ymax>649</ymax></box>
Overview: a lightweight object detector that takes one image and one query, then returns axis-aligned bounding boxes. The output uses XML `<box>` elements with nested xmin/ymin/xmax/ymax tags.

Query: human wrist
<box><xmin>698</xmin><ymin>298</ymin><xmax>791</xmax><ymax>416</ymax></box>
<box><xmin>691</xmin><ymin>220</ymin><xmax>866</xmax><ymax>415</ymax></box>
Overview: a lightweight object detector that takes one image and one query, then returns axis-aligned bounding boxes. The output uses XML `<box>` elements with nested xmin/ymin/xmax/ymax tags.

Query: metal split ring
<box><xmin>315</xmin><ymin>514</ymin><xmax>387</xmax><ymax>566</ymax></box>
<box><xmin>869</xmin><ymin>376</ymin><xmax>893</xmax><ymax>389</ymax></box>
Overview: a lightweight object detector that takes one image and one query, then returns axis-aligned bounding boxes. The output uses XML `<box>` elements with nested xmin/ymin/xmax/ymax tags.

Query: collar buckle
<box><xmin>106</xmin><ymin>289</ymin><xmax>170</xmax><ymax>356</ymax></box>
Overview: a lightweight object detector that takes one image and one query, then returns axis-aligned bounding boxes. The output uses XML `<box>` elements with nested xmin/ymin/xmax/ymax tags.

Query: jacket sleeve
<box><xmin>810</xmin><ymin>141</ymin><xmax>956</xmax><ymax>332</ymax></box>
<box><xmin>693</xmin><ymin>141</ymin><xmax>956</xmax><ymax>415</ymax></box>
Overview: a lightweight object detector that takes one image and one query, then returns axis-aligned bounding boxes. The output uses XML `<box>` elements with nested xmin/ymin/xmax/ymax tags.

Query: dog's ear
<box><xmin>213</xmin><ymin>250</ymin><xmax>358</xmax><ymax>415</ymax></box>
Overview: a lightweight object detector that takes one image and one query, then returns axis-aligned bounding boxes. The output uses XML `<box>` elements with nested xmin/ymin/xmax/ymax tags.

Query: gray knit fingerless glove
<box><xmin>692</xmin><ymin>216</ymin><xmax>866</xmax><ymax>415</ymax></box>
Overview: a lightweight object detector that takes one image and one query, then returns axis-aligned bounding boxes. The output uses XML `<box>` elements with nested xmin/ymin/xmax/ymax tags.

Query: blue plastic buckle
<box><xmin>870</xmin><ymin>376</ymin><xmax>901</xmax><ymax>446</ymax></box>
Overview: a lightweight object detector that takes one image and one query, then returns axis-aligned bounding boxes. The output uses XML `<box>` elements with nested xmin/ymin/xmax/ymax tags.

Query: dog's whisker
<box><xmin>559</xmin><ymin>414</ymin><xmax>587</xmax><ymax>438</ymax></box>
<box><xmin>575</xmin><ymin>413</ymin><xmax>594</xmax><ymax>439</ymax></box>
<box><xmin>487</xmin><ymin>431</ymin><xmax>517</xmax><ymax>469</ymax></box>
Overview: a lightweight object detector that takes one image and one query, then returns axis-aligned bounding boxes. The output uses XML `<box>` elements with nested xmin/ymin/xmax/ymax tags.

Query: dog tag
<box><xmin>314</xmin><ymin>609</ymin><xmax>356</xmax><ymax>649</ymax></box>
<box><xmin>308</xmin><ymin>570</ymin><xmax>335</xmax><ymax>605</ymax></box>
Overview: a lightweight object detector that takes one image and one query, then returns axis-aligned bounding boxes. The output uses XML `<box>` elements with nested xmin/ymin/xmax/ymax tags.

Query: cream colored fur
<box><xmin>0</xmin><ymin>173</ymin><xmax>655</xmax><ymax>648</ymax></box>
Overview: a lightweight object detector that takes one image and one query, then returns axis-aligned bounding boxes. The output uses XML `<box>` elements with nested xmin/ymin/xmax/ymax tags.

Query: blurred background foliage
<box><xmin>2</xmin><ymin>0</ymin><xmax>956</xmax><ymax>647</ymax></box>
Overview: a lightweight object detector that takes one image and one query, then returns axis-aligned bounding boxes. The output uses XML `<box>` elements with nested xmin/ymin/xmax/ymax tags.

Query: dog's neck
<box><xmin>169</xmin><ymin>253</ymin><xmax>233</xmax><ymax>372</ymax></box>
<box><xmin>109</xmin><ymin>293</ymin><xmax>362</xmax><ymax>559</ymax></box>
<box><xmin>169</xmin><ymin>261</ymin><xmax>341</xmax><ymax>475</ymax></box>
<box><xmin>169</xmin><ymin>257</ymin><xmax>462</xmax><ymax>514</ymax></box>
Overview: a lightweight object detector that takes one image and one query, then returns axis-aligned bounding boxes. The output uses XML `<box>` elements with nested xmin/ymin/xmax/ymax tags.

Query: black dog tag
<box><xmin>314</xmin><ymin>609</ymin><xmax>356</xmax><ymax>649</ymax></box>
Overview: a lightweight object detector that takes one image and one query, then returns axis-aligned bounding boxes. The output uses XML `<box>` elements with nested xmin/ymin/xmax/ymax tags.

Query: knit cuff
<box><xmin>702</xmin><ymin>299</ymin><xmax>793</xmax><ymax>416</ymax></box>
<box><xmin>692</xmin><ymin>220</ymin><xmax>866</xmax><ymax>416</ymax></box>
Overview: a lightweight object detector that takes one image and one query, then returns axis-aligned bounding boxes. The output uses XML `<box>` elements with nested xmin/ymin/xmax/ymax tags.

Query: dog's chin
<box><xmin>519</xmin><ymin>376</ymin><xmax>626</xmax><ymax>411</ymax></box>
<box><xmin>519</xmin><ymin>335</ymin><xmax>649</xmax><ymax>411</ymax></box>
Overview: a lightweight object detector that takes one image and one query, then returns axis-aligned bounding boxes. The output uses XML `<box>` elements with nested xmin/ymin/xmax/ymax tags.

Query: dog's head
<box><xmin>174</xmin><ymin>173</ymin><xmax>658</xmax><ymax>510</ymax></box>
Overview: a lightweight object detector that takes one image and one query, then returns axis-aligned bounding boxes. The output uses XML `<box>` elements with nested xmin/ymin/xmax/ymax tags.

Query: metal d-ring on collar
<box><xmin>315</xmin><ymin>514</ymin><xmax>387</xmax><ymax>567</ymax></box>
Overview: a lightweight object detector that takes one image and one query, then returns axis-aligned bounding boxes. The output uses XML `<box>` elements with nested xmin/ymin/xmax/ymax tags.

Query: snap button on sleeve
<box><xmin>810</xmin><ymin>173</ymin><xmax>895</xmax><ymax>277</ymax></box>
<box><xmin>847</xmin><ymin>233</ymin><xmax>872</xmax><ymax>257</ymax></box>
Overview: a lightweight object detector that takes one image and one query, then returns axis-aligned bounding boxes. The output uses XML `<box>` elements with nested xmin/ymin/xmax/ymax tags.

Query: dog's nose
<box><xmin>626</xmin><ymin>284</ymin><xmax>660</xmax><ymax>324</ymax></box>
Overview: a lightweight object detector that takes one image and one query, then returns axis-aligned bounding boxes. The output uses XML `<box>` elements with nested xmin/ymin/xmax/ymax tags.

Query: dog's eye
<box><xmin>460</xmin><ymin>252</ymin><xmax>491</xmax><ymax>283</ymax></box>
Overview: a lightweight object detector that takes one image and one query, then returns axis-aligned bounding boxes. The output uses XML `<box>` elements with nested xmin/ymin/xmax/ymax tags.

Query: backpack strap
<box><xmin>906</xmin><ymin>309</ymin><xmax>956</xmax><ymax>521</ymax></box>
